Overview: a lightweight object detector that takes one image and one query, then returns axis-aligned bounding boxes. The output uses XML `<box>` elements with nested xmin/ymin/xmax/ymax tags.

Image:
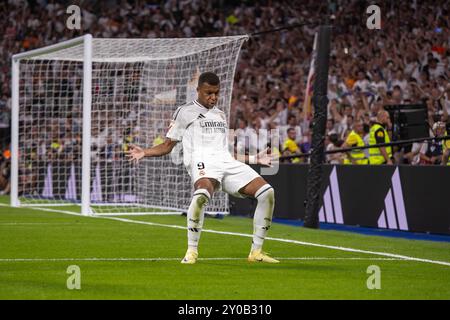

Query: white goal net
<box><xmin>11</xmin><ymin>34</ymin><xmax>248</xmax><ymax>215</ymax></box>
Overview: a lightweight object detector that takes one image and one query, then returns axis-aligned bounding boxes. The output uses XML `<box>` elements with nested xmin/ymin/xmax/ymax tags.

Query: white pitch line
<box><xmin>0</xmin><ymin>257</ymin><xmax>407</xmax><ymax>262</ymax></box>
<box><xmin>0</xmin><ymin>203</ymin><xmax>83</xmax><ymax>217</ymax></box>
<box><xmin>105</xmin><ymin>216</ymin><xmax>450</xmax><ymax>267</ymax></box>
<box><xmin>0</xmin><ymin>222</ymin><xmax>80</xmax><ymax>226</ymax></box>
<box><xmin>273</xmin><ymin>257</ymin><xmax>404</xmax><ymax>261</ymax></box>
<box><xmin>1</xmin><ymin>203</ymin><xmax>449</xmax><ymax>267</ymax></box>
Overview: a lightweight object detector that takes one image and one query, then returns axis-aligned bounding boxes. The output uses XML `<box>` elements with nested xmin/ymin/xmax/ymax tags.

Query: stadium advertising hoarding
<box><xmin>230</xmin><ymin>165</ymin><xmax>450</xmax><ymax>235</ymax></box>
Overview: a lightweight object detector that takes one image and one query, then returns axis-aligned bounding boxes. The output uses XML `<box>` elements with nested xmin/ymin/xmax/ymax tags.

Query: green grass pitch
<box><xmin>0</xmin><ymin>195</ymin><xmax>449</xmax><ymax>300</ymax></box>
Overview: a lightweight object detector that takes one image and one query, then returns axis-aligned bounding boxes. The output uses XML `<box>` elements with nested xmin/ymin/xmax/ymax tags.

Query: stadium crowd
<box><xmin>0</xmin><ymin>0</ymin><xmax>450</xmax><ymax>194</ymax></box>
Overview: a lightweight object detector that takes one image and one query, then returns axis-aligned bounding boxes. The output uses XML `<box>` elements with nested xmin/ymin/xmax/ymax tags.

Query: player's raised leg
<box><xmin>181</xmin><ymin>177</ymin><xmax>218</xmax><ymax>264</ymax></box>
<box><xmin>239</xmin><ymin>177</ymin><xmax>279</xmax><ymax>263</ymax></box>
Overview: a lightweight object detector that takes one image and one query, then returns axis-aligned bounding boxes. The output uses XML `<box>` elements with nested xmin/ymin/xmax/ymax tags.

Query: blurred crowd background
<box><xmin>0</xmin><ymin>0</ymin><xmax>449</xmax><ymax>195</ymax></box>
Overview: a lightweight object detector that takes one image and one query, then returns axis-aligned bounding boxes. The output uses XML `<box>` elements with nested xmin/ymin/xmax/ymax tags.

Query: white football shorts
<box><xmin>186</xmin><ymin>157</ymin><xmax>260</xmax><ymax>198</ymax></box>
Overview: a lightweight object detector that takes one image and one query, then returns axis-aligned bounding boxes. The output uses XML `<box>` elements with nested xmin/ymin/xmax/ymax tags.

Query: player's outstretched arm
<box><xmin>126</xmin><ymin>139</ymin><xmax>178</xmax><ymax>164</ymax></box>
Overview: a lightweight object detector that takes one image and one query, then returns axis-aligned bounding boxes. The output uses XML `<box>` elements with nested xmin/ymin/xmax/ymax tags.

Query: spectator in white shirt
<box><xmin>370</xmin><ymin>71</ymin><xmax>387</xmax><ymax>94</ymax></box>
<box><xmin>326</xmin><ymin>118</ymin><xmax>339</xmax><ymax>136</ymax></box>
<box><xmin>353</xmin><ymin>70</ymin><xmax>370</xmax><ymax>92</ymax></box>
<box><xmin>427</xmin><ymin>58</ymin><xmax>445</xmax><ymax>80</ymax></box>
<box><xmin>272</xmin><ymin>100</ymin><xmax>288</xmax><ymax>127</ymax></box>
<box><xmin>391</xmin><ymin>69</ymin><xmax>408</xmax><ymax>94</ymax></box>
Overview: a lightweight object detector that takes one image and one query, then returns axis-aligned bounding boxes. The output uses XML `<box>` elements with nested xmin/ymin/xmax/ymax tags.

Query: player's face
<box><xmin>197</xmin><ymin>83</ymin><xmax>220</xmax><ymax>109</ymax></box>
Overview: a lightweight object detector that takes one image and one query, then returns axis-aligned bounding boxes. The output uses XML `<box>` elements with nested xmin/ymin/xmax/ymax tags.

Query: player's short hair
<box><xmin>198</xmin><ymin>72</ymin><xmax>220</xmax><ymax>87</ymax></box>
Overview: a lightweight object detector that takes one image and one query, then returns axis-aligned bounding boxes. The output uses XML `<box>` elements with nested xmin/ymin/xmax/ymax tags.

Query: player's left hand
<box><xmin>126</xmin><ymin>144</ymin><xmax>145</xmax><ymax>165</ymax></box>
<box><xmin>257</xmin><ymin>147</ymin><xmax>277</xmax><ymax>167</ymax></box>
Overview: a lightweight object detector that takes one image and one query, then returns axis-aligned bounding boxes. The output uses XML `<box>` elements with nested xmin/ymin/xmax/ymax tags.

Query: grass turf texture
<box><xmin>0</xmin><ymin>196</ymin><xmax>449</xmax><ymax>299</ymax></box>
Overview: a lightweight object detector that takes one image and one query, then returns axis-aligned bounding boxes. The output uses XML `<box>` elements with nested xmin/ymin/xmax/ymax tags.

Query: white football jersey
<box><xmin>166</xmin><ymin>100</ymin><xmax>233</xmax><ymax>168</ymax></box>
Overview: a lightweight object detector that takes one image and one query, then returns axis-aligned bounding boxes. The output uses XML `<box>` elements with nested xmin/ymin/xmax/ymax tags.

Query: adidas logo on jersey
<box><xmin>197</xmin><ymin>114</ymin><xmax>206</xmax><ymax>119</ymax></box>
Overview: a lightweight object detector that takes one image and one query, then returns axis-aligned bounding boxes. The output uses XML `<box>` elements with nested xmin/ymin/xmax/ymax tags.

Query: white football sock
<box><xmin>251</xmin><ymin>184</ymin><xmax>275</xmax><ymax>251</ymax></box>
<box><xmin>187</xmin><ymin>188</ymin><xmax>210</xmax><ymax>251</ymax></box>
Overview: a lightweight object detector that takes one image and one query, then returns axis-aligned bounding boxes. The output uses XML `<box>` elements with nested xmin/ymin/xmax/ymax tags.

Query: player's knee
<box><xmin>256</xmin><ymin>184</ymin><xmax>275</xmax><ymax>206</ymax></box>
<box><xmin>193</xmin><ymin>188</ymin><xmax>211</xmax><ymax>207</ymax></box>
<box><xmin>265</xmin><ymin>187</ymin><xmax>275</xmax><ymax>206</ymax></box>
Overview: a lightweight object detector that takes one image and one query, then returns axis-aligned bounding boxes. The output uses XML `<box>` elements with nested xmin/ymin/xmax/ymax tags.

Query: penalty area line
<box><xmin>1</xmin><ymin>204</ymin><xmax>449</xmax><ymax>267</ymax></box>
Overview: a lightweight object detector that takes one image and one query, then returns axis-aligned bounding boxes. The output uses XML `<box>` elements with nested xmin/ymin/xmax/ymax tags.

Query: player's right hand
<box><xmin>126</xmin><ymin>144</ymin><xmax>145</xmax><ymax>164</ymax></box>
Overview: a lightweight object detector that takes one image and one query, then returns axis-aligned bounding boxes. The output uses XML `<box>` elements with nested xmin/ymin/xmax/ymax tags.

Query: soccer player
<box><xmin>126</xmin><ymin>72</ymin><xmax>278</xmax><ymax>264</ymax></box>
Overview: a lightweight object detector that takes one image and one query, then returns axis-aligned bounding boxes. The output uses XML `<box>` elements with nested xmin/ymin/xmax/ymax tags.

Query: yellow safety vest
<box><xmin>343</xmin><ymin>130</ymin><xmax>368</xmax><ymax>165</ymax></box>
<box><xmin>443</xmin><ymin>131</ymin><xmax>450</xmax><ymax>166</ymax></box>
<box><xmin>283</xmin><ymin>138</ymin><xmax>301</xmax><ymax>163</ymax></box>
<box><xmin>369</xmin><ymin>123</ymin><xmax>392</xmax><ymax>164</ymax></box>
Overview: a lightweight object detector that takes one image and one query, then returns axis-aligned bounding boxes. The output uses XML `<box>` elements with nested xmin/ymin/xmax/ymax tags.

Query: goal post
<box><xmin>81</xmin><ymin>34</ymin><xmax>93</xmax><ymax>216</ymax></box>
<box><xmin>11</xmin><ymin>34</ymin><xmax>248</xmax><ymax>216</ymax></box>
<box><xmin>10</xmin><ymin>53</ymin><xmax>19</xmax><ymax>208</ymax></box>
<box><xmin>11</xmin><ymin>34</ymin><xmax>92</xmax><ymax>213</ymax></box>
